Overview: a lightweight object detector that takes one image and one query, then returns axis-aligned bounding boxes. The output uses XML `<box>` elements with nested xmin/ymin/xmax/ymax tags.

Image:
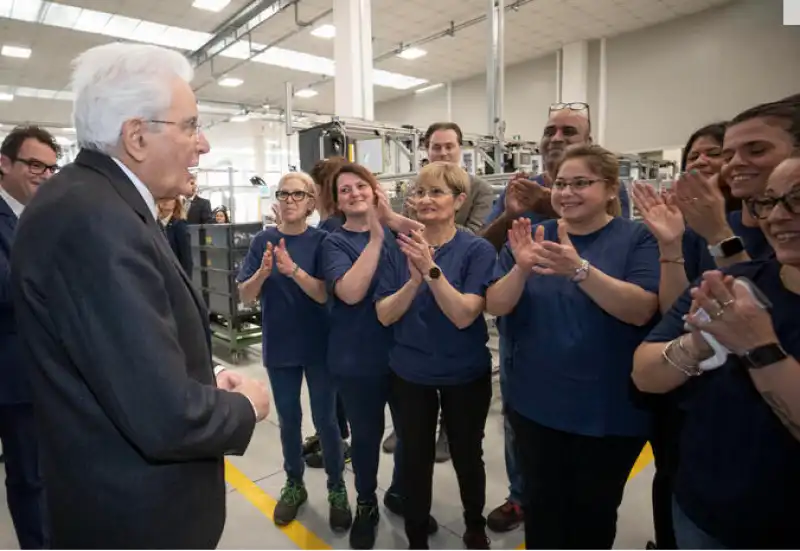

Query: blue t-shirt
<box><xmin>374</xmin><ymin>230</ymin><xmax>497</xmax><ymax>385</ymax></box>
<box><xmin>320</xmin><ymin>226</ymin><xmax>397</xmax><ymax>377</ymax></box>
<box><xmin>486</xmin><ymin>175</ymin><xmax>631</xmax><ymax>224</ymax></box>
<box><xmin>498</xmin><ymin>217</ymin><xmax>659</xmax><ymax>437</ymax></box>
<box><xmin>644</xmin><ymin>259</ymin><xmax>800</xmax><ymax>549</ymax></box>
<box><xmin>683</xmin><ymin>210</ymin><xmax>772</xmax><ymax>282</ymax></box>
<box><xmin>236</xmin><ymin>226</ymin><xmax>328</xmax><ymax>369</ymax></box>
<box><xmin>318</xmin><ymin>214</ymin><xmax>344</xmax><ymax>233</ymax></box>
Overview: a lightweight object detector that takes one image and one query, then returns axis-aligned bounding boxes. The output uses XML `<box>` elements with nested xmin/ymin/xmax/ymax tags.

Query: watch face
<box><xmin>429</xmin><ymin>266</ymin><xmax>442</xmax><ymax>279</ymax></box>
<box><xmin>742</xmin><ymin>343</ymin><xmax>788</xmax><ymax>369</ymax></box>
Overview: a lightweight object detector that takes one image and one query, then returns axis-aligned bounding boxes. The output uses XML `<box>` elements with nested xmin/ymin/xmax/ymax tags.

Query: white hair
<box><xmin>71</xmin><ymin>42</ymin><xmax>194</xmax><ymax>154</ymax></box>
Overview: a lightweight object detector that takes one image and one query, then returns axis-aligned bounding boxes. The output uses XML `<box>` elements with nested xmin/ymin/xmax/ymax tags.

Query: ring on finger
<box><xmin>721</xmin><ymin>298</ymin><xmax>735</xmax><ymax>308</ymax></box>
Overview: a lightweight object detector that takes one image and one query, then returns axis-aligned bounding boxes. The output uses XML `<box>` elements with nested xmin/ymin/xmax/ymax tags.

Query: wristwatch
<box><xmin>708</xmin><ymin>236</ymin><xmax>745</xmax><ymax>259</ymax></box>
<box><xmin>571</xmin><ymin>259</ymin><xmax>590</xmax><ymax>282</ymax></box>
<box><xmin>738</xmin><ymin>343</ymin><xmax>788</xmax><ymax>369</ymax></box>
<box><xmin>424</xmin><ymin>265</ymin><xmax>442</xmax><ymax>282</ymax></box>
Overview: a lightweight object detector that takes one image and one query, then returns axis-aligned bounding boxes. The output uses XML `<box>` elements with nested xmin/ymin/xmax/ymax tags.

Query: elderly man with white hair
<box><xmin>9</xmin><ymin>43</ymin><xmax>271</xmax><ymax>549</ymax></box>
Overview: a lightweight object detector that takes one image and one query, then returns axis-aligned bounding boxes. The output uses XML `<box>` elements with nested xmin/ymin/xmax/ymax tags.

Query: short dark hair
<box><xmin>309</xmin><ymin>156</ymin><xmax>347</xmax><ymax>216</ymax></box>
<box><xmin>681</xmin><ymin>122</ymin><xmax>728</xmax><ymax>171</ymax></box>
<box><xmin>729</xmin><ymin>98</ymin><xmax>800</xmax><ymax>147</ymax></box>
<box><xmin>0</xmin><ymin>125</ymin><xmax>61</xmax><ymax>162</ymax></box>
<box><xmin>423</xmin><ymin>122</ymin><xmax>463</xmax><ymax>148</ymax></box>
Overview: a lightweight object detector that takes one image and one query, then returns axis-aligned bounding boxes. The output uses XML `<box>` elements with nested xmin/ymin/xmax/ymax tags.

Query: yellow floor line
<box><xmin>224</xmin><ymin>460</ymin><xmax>332</xmax><ymax>550</ymax></box>
<box><xmin>516</xmin><ymin>442</ymin><xmax>654</xmax><ymax>549</ymax></box>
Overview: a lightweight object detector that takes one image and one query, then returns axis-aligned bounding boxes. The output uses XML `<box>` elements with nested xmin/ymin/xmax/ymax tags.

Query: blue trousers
<box><xmin>267</xmin><ymin>365</ymin><xmax>344</xmax><ymax>489</ymax></box>
<box><xmin>0</xmin><ymin>404</ymin><xmax>48</xmax><ymax>549</ymax></box>
<box><xmin>335</xmin><ymin>373</ymin><xmax>402</xmax><ymax>504</ymax></box>
<box><xmin>499</xmin><ymin>336</ymin><xmax>525</xmax><ymax>505</ymax></box>
<box><xmin>672</xmin><ymin>496</ymin><xmax>727</xmax><ymax>549</ymax></box>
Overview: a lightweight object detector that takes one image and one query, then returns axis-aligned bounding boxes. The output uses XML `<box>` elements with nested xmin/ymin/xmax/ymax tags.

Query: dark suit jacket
<box><xmin>186</xmin><ymin>196</ymin><xmax>213</xmax><ymax>225</ymax></box>
<box><xmin>10</xmin><ymin>149</ymin><xmax>256</xmax><ymax>549</ymax></box>
<box><xmin>163</xmin><ymin>218</ymin><xmax>193</xmax><ymax>279</ymax></box>
<box><xmin>0</xmin><ymin>196</ymin><xmax>30</xmax><ymax>405</ymax></box>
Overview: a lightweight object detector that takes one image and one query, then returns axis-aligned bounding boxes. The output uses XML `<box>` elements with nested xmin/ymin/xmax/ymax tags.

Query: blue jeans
<box><xmin>267</xmin><ymin>364</ymin><xmax>344</xmax><ymax>489</ymax></box>
<box><xmin>672</xmin><ymin>496</ymin><xmax>727</xmax><ymax>549</ymax></box>
<box><xmin>499</xmin><ymin>336</ymin><xmax>524</xmax><ymax>505</ymax></box>
<box><xmin>335</xmin><ymin>373</ymin><xmax>402</xmax><ymax>503</ymax></box>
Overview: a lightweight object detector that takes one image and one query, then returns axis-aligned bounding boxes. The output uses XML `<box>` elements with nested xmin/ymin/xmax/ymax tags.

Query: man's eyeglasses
<box><xmin>276</xmin><ymin>190</ymin><xmax>310</xmax><ymax>202</ymax></box>
<box><xmin>147</xmin><ymin>117</ymin><xmax>203</xmax><ymax>135</ymax></box>
<box><xmin>746</xmin><ymin>187</ymin><xmax>800</xmax><ymax>219</ymax></box>
<box><xmin>552</xmin><ymin>177</ymin><xmax>604</xmax><ymax>191</ymax></box>
<box><xmin>549</xmin><ymin>102</ymin><xmax>589</xmax><ymax>113</ymax></box>
<box><xmin>15</xmin><ymin>157</ymin><xmax>59</xmax><ymax>175</ymax></box>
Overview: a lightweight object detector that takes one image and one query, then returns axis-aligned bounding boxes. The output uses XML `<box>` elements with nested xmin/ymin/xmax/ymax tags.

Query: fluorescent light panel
<box><xmin>2</xmin><ymin>1</ymin><xmax>427</xmax><ymax>90</ymax></box>
<box><xmin>311</xmin><ymin>24</ymin><xmax>336</xmax><ymax>38</ymax></box>
<box><xmin>294</xmin><ymin>88</ymin><xmax>318</xmax><ymax>98</ymax></box>
<box><xmin>397</xmin><ymin>47</ymin><xmax>427</xmax><ymax>60</ymax></box>
<box><xmin>218</xmin><ymin>77</ymin><xmax>243</xmax><ymax>87</ymax></box>
<box><xmin>1</xmin><ymin>45</ymin><xmax>32</xmax><ymax>58</ymax></box>
<box><xmin>192</xmin><ymin>0</ymin><xmax>231</xmax><ymax>12</ymax></box>
<box><xmin>0</xmin><ymin>92</ymin><xmax>14</xmax><ymax>101</ymax></box>
<box><xmin>415</xmin><ymin>83</ymin><xmax>444</xmax><ymax>94</ymax></box>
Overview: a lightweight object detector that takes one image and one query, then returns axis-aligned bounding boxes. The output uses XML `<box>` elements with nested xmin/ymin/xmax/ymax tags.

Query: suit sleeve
<box><xmin>0</xmin><ymin>224</ymin><xmax>11</xmax><ymax>308</ymax></box>
<box><xmin>461</xmin><ymin>178</ymin><xmax>495</xmax><ymax>234</ymax></box>
<box><xmin>50</xmin><ymin>214</ymin><xmax>255</xmax><ymax>461</ymax></box>
<box><xmin>201</xmin><ymin>199</ymin><xmax>214</xmax><ymax>225</ymax></box>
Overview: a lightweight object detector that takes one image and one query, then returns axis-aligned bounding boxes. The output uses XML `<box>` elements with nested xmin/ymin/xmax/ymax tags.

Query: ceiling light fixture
<box><xmin>0</xmin><ymin>93</ymin><xmax>14</xmax><ymax>101</ymax></box>
<box><xmin>310</xmin><ymin>24</ymin><xmax>336</xmax><ymax>38</ymax></box>
<box><xmin>230</xmin><ymin>114</ymin><xmax>251</xmax><ymax>123</ymax></box>
<box><xmin>192</xmin><ymin>0</ymin><xmax>231</xmax><ymax>12</ymax></box>
<box><xmin>294</xmin><ymin>88</ymin><xmax>318</xmax><ymax>98</ymax></box>
<box><xmin>415</xmin><ymin>83</ymin><xmax>445</xmax><ymax>94</ymax></box>
<box><xmin>397</xmin><ymin>47</ymin><xmax>427</xmax><ymax>60</ymax></box>
<box><xmin>218</xmin><ymin>77</ymin><xmax>243</xmax><ymax>87</ymax></box>
<box><xmin>1</xmin><ymin>45</ymin><xmax>32</xmax><ymax>59</ymax></box>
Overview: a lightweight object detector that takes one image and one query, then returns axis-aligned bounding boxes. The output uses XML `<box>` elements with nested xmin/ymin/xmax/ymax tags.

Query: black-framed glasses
<box><xmin>552</xmin><ymin>177</ymin><xmax>604</xmax><ymax>191</ymax></box>
<box><xmin>147</xmin><ymin>117</ymin><xmax>202</xmax><ymax>135</ymax></box>
<box><xmin>746</xmin><ymin>186</ymin><xmax>800</xmax><ymax>219</ymax></box>
<box><xmin>14</xmin><ymin>157</ymin><xmax>59</xmax><ymax>175</ymax></box>
<box><xmin>276</xmin><ymin>190</ymin><xmax>309</xmax><ymax>202</ymax></box>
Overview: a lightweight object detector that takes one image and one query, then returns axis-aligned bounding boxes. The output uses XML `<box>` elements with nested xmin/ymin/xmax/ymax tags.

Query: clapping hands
<box><xmin>508</xmin><ymin>219</ymin><xmax>584</xmax><ymax>277</ymax></box>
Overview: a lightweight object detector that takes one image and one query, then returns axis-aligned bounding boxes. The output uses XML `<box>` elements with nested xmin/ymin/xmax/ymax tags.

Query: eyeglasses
<box><xmin>147</xmin><ymin>117</ymin><xmax>203</xmax><ymax>136</ymax></box>
<box><xmin>549</xmin><ymin>102</ymin><xmax>589</xmax><ymax>113</ymax></box>
<box><xmin>411</xmin><ymin>187</ymin><xmax>455</xmax><ymax>199</ymax></box>
<box><xmin>746</xmin><ymin>187</ymin><xmax>800</xmax><ymax>219</ymax></box>
<box><xmin>14</xmin><ymin>157</ymin><xmax>59</xmax><ymax>175</ymax></box>
<box><xmin>552</xmin><ymin>177</ymin><xmax>604</xmax><ymax>191</ymax></box>
<box><xmin>276</xmin><ymin>190</ymin><xmax>310</xmax><ymax>202</ymax></box>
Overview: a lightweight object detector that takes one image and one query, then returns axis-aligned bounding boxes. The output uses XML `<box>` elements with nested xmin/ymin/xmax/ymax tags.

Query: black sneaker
<box><xmin>383</xmin><ymin>492</ymin><xmax>439</xmax><ymax>535</ymax></box>
<box><xmin>434</xmin><ymin>429</ymin><xmax>450</xmax><ymax>463</ymax></box>
<box><xmin>382</xmin><ymin>430</ymin><xmax>397</xmax><ymax>453</ymax></box>
<box><xmin>486</xmin><ymin>500</ymin><xmax>523</xmax><ymax>533</ymax></box>
<box><xmin>349</xmin><ymin>502</ymin><xmax>380</xmax><ymax>549</ymax></box>
<box><xmin>273</xmin><ymin>479</ymin><xmax>308</xmax><ymax>526</ymax></box>
<box><xmin>328</xmin><ymin>484</ymin><xmax>353</xmax><ymax>532</ymax></box>
<box><xmin>463</xmin><ymin>529</ymin><xmax>491</xmax><ymax>549</ymax></box>
<box><xmin>304</xmin><ymin>440</ymin><xmax>351</xmax><ymax>469</ymax></box>
<box><xmin>302</xmin><ymin>434</ymin><xmax>321</xmax><ymax>456</ymax></box>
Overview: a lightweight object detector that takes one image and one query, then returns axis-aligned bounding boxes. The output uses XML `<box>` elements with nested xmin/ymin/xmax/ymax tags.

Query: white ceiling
<box><xmin>0</xmin><ymin>0</ymin><xmax>732</xmax><ymax>131</ymax></box>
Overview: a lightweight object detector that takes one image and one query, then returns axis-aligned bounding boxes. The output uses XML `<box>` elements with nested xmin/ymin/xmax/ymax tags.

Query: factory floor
<box><xmin>0</xmin><ymin>347</ymin><xmax>657</xmax><ymax>550</ymax></box>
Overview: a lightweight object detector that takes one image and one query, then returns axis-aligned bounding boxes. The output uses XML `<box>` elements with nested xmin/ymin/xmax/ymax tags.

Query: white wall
<box><xmin>375</xmin><ymin>54</ymin><xmax>557</xmax><ymax>140</ymax></box>
<box><xmin>374</xmin><ymin>0</ymin><xmax>800</xmax><ymax>152</ymax></box>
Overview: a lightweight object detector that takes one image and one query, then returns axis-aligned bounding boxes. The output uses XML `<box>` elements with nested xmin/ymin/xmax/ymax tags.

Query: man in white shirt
<box><xmin>0</xmin><ymin>124</ymin><xmax>61</xmax><ymax>549</ymax></box>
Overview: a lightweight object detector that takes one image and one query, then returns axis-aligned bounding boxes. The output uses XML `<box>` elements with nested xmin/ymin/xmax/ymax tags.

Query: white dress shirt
<box><xmin>111</xmin><ymin>158</ymin><xmax>158</xmax><ymax>221</ymax></box>
<box><xmin>0</xmin><ymin>185</ymin><xmax>25</xmax><ymax>218</ymax></box>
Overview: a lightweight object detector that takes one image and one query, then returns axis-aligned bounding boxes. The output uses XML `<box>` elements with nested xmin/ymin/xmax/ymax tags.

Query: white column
<box><xmin>560</xmin><ymin>40</ymin><xmax>589</xmax><ymax>104</ymax></box>
<box><xmin>597</xmin><ymin>38</ymin><xmax>608</xmax><ymax>145</ymax></box>
<box><xmin>333</xmin><ymin>0</ymin><xmax>374</xmax><ymax>120</ymax></box>
<box><xmin>253</xmin><ymin>127</ymin><xmax>267</xmax><ymax>175</ymax></box>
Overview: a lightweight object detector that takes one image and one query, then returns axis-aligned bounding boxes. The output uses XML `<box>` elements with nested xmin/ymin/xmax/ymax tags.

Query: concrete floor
<box><xmin>0</xmin><ymin>346</ymin><xmax>656</xmax><ymax>550</ymax></box>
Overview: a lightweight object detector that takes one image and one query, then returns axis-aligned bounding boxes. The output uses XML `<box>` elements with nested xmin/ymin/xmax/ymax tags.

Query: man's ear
<box><xmin>120</xmin><ymin>119</ymin><xmax>147</xmax><ymax>163</ymax></box>
<box><xmin>586</xmin><ymin>134</ymin><xmax>594</xmax><ymax>145</ymax></box>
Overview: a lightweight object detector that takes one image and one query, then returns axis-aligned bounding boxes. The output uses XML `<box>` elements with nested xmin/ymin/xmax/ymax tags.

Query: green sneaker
<box><xmin>328</xmin><ymin>483</ymin><xmax>353</xmax><ymax>532</ymax></box>
<box><xmin>273</xmin><ymin>479</ymin><xmax>308</xmax><ymax>526</ymax></box>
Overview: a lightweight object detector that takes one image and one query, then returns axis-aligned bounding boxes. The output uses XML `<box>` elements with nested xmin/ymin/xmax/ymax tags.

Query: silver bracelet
<box><xmin>662</xmin><ymin>338</ymin><xmax>702</xmax><ymax>377</ymax></box>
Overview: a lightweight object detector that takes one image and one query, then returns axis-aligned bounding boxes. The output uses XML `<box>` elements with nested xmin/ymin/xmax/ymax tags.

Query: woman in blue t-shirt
<box><xmin>319</xmin><ymin>162</ymin><xmax>433</xmax><ymax>550</ymax></box>
<box><xmin>236</xmin><ymin>172</ymin><xmax>351</xmax><ymax>531</ymax></box>
<box><xmin>486</xmin><ymin>144</ymin><xmax>661</xmax><ymax>549</ymax></box>
<box><xmin>375</xmin><ymin>161</ymin><xmax>497</xmax><ymax>550</ymax></box>
<box><xmin>633</xmin><ymin>153</ymin><xmax>800</xmax><ymax>549</ymax></box>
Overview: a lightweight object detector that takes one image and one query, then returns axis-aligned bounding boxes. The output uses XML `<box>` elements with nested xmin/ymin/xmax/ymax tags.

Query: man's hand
<box><xmin>215</xmin><ymin>369</ymin><xmax>243</xmax><ymax>391</ymax></box>
<box><xmin>505</xmin><ymin>177</ymin><xmax>550</xmax><ymax>217</ymax></box>
<box><xmin>233</xmin><ymin>377</ymin><xmax>271</xmax><ymax>422</ymax></box>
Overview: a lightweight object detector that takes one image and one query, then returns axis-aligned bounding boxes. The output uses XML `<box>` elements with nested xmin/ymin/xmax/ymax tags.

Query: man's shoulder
<box><xmin>469</xmin><ymin>175</ymin><xmax>493</xmax><ymax>191</ymax></box>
